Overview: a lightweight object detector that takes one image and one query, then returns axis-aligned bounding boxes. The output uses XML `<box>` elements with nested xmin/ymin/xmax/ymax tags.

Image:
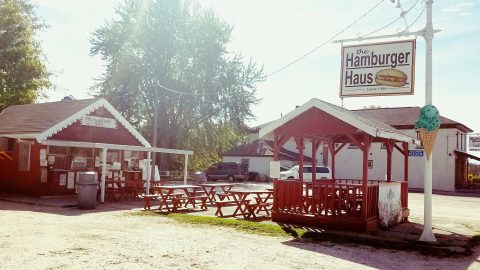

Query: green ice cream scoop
<box><xmin>415</xmin><ymin>105</ymin><xmax>441</xmax><ymax>132</ymax></box>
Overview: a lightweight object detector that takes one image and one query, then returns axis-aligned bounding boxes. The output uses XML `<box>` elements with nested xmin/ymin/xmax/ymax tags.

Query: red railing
<box><xmin>273</xmin><ymin>179</ymin><xmax>407</xmax><ymax>222</ymax></box>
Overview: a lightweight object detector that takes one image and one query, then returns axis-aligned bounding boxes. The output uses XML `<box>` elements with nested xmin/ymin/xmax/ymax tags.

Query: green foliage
<box><xmin>182</xmin><ymin>122</ymin><xmax>247</xmax><ymax>171</ymax></box>
<box><xmin>90</xmin><ymin>0</ymin><xmax>263</xmax><ymax>169</ymax></box>
<box><xmin>0</xmin><ymin>0</ymin><xmax>51</xmax><ymax>111</ymax></box>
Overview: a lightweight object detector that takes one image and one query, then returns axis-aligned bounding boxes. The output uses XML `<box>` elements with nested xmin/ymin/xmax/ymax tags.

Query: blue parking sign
<box><xmin>408</xmin><ymin>150</ymin><xmax>424</xmax><ymax>157</ymax></box>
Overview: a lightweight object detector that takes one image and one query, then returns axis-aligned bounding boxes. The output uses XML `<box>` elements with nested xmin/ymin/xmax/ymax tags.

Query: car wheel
<box><xmin>227</xmin><ymin>175</ymin><xmax>235</xmax><ymax>182</ymax></box>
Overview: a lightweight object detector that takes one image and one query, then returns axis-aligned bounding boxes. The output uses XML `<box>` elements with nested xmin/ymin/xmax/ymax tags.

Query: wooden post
<box><xmin>402</xmin><ymin>142</ymin><xmax>409</xmax><ymax>183</ymax></box>
<box><xmin>183</xmin><ymin>154</ymin><xmax>188</xmax><ymax>185</ymax></box>
<box><xmin>295</xmin><ymin>137</ymin><xmax>304</xmax><ymax>181</ymax></box>
<box><xmin>327</xmin><ymin>143</ymin><xmax>334</xmax><ymax>179</ymax></box>
<box><xmin>385</xmin><ymin>140</ymin><xmax>393</xmax><ymax>182</ymax></box>
<box><xmin>312</xmin><ymin>139</ymin><xmax>317</xmax><ymax>182</ymax></box>
<box><xmin>100</xmin><ymin>148</ymin><xmax>107</xmax><ymax>203</ymax></box>
<box><xmin>362</xmin><ymin>135</ymin><xmax>371</xmax><ymax>220</ymax></box>
<box><xmin>145</xmin><ymin>151</ymin><xmax>151</xmax><ymax>195</ymax></box>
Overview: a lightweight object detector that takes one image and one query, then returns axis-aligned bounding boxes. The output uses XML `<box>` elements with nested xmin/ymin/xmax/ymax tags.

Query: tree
<box><xmin>0</xmin><ymin>0</ymin><xmax>51</xmax><ymax>111</ymax></box>
<box><xmin>90</xmin><ymin>0</ymin><xmax>264</xmax><ymax>169</ymax></box>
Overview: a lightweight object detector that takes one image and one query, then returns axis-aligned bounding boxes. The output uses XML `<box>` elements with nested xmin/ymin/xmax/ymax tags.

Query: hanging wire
<box><xmin>157</xmin><ymin>82</ymin><xmax>218</xmax><ymax>96</ymax></box>
<box><xmin>404</xmin><ymin>4</ymin><xmax>426</xmax><ymax>31</ymax></box>
<box><xmin>358</xmin><ymin>0</ymin><xmax>422</xmax><ymax>38</ymax></box>
<box><xmin>265</xmin><ymin>0</ymin><xmax>386</xmax><ymax>78</ymax></box>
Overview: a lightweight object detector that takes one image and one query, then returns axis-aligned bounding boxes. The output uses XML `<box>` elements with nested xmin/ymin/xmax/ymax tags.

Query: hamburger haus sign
<box><xmin>340</xmin><ymin>40</ymin><xmax>416</xmax><ymax>97</ymax></box>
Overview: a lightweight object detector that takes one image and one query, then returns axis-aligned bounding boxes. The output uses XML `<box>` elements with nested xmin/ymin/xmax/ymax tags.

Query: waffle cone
<box><xmin>419</xmin><ymin>128</ymin><xmax>438</xmax><ymax>160</ymax></box>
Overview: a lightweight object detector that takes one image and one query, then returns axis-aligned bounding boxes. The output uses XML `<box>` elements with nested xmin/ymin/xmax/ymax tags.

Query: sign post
<box><xmin>334</xmin><ymin>0</ymin><xmax>438</xmax><ymax>242</ymax></box>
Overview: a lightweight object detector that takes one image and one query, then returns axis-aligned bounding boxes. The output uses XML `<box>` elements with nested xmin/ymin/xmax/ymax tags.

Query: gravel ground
<box><xmin>0</xmin><ymin>198</ymin><xmax>479</xmax><ymax>270</ymax></box>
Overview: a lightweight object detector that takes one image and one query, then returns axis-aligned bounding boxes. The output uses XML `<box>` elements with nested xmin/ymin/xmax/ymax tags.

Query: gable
<box><xmin>48</xmin><ymin>107</ymin><xmax>144</xmax><ymax>146</ymax></box>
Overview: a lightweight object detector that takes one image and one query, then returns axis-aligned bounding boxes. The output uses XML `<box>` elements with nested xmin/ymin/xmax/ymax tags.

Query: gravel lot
<box><xmin>0</xmin><ymin>186</ymin><xmax>479</xmax><ymax>270</ymax></box>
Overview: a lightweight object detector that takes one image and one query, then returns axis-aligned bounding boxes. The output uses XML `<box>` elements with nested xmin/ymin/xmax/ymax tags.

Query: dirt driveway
<box><xmin>1</xmin><ymin>192</ymin><xmax>479</xmax><ymax>270</ymax></box>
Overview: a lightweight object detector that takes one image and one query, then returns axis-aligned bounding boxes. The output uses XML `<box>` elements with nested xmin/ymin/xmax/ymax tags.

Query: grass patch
<box><xmin>128</xmin><ymin>211</ymin><xmax>305</xmax><ymax>238</ymax></box>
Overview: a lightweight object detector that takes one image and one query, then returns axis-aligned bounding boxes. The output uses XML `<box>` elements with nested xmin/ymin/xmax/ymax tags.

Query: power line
<box><xmin>265</xmin><ymin>0</ymin><xmax>386</xmax><ymax>78</ymax></box>
<box><xmin>157</xmin><ymin>82</ymin><xmax>218</xmax><ymax>96</ymax></box>
<box><xmin>358</xmin><ymin>0</ymin><xmax>422</xmax><ymax>38</ymax></box>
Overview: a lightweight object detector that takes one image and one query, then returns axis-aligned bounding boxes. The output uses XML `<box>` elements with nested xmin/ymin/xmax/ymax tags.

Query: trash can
<box><xmin>193</xmin><ymin>172</ymin><xmax>207</xmax><ymax>185</ymax></box>
<box><xmin>77</xmin><ymin>172</ymin><xmax>98</xmax><ymax>209</ymax></box>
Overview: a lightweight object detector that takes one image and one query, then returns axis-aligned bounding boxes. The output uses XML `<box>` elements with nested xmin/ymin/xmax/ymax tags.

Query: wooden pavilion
<box><xmin>259</xmin><ymin>99</ymin><xmax>420</xmax><ymax>232</ymax></box>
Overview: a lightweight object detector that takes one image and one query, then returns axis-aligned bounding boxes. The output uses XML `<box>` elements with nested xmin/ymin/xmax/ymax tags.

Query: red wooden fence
<box><xmin>273</xmin><ymin>179</ymin><xmax>408</xmax><ymax>229</ymax></box>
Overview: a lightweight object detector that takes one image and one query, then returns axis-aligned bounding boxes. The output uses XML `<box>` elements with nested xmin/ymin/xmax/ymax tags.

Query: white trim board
<box><xmin>259</xmin><ymin>98</ymin><xmax>420</xmax><ymax>145</ymax></box>
<box><xmin>36</xmin><ymin>98</ymin><xmax>151</xmax><ymax>147</ymax></box>
<box><xmin>41</xmin><ymin>140</ymin><xmax>193</xmax><ymax>155</ymax></box>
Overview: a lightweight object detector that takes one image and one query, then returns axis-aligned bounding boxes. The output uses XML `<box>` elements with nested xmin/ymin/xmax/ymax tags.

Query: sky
<box><xmin>36</xmin><ymin>0</ymin><xmax>480</xmax><ymax>133</ymax></box>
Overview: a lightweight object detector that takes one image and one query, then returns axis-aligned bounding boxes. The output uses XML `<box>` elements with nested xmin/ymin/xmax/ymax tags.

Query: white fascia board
<box><xmin>0</xmin><ymin>133</ymin><xmax>38</xmax><ymax>139</ymax></box>
<box><xmin>40</xmin><ymin>140</ymin><xmax>193</xmax><ymax>155</ymax></box>
<box><xmin>36</xmin><ymin>98</ymin><xmax>151</xmax><ymax>147</ymax></box>
<box><xmin>376</xmin><ymin>131</ymin><xmax>421</xmax><ymax>145</ymax></box>
<box><xmin>259</xmin><ymin>98</ymin><xmax>377</xmax><ymax>139</ymax></box>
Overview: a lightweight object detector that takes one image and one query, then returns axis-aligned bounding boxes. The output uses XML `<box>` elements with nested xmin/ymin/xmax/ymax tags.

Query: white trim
<box><xmin>258</xmin><ymin>98</ymin><xmax>418</xmax><ymax>145</ymax></box>
<box><xmin>40</xmin><ymin>140</ymin><xmax>193</xmax><ymax>155</ymax></box>
<box><xmin>35</xmin><ymin>98</ymin><xmax>151</xmax><ymax>147</ymax></box>
<box><xmin>376</xmin><ymin>131</ymin><xmax>421</xmax><ymax>145</ymax></box>
<box><xmin>259</xmin><ymin>99</ymin><xmax>377</xmax><ymax>139</ymax></box>
<box><xmin>0</xmin><ymin>134</ymin><xmax>38</xmax><ymax>139</ymax></box>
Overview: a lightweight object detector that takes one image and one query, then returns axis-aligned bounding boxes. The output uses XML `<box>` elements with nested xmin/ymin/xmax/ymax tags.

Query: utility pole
<box><xmin>151</xmin><ymin>89</ymin><xmax>159</xmax><ymax>182</ymax></box>
<box><xmin>334</xmin><ymin>0</ymin><xmax>438</xmax><ymax>242</ymax></box>
<box><xmin>418</xmin><ymin>0</ymin><xmax>436</xmax><ymax>242</ymax></box>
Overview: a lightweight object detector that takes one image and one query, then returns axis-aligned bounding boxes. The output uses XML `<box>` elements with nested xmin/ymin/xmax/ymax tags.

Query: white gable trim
<box><xmin>259</xmin><ymin>99</ymin><xmax>377</xmax><ymax>138</ymax></box>
<box><xmin>259</xmin><ymin>98</ymin><xmax>419</xmax><ymax>145</ymax></box>
<box><xmin>36</xmin><ymin>98</ymin><xmax>151</xmax><ymax>147</ymax></box>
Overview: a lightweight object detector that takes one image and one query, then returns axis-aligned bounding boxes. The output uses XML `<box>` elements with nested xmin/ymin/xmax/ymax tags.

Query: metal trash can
<box><xmin>77</xmin><ymin>172</ymin><xmax>98</xmax><ymax>209</ymax></box>
<box><xmin>193</xmin><ymin>172</ymin><xmax>207</xmax><ymax>185</ymax></box>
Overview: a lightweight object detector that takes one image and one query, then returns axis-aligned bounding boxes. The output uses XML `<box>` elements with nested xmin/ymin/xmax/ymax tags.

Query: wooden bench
<box><xmin>216</xmin><ymin>193</ymin><xmax>232</xmax><ymax>201</ymax></box>
<box><xmin>143</xmin><ymin>194</ymin><xmax>160</xmax><ymax>210</ymax></box>
<box><xmin>183</xmin><ymin>196</ymin><xmax>209</xmax><ymax>210</ymax></box>
<box><xmin>213</xmin><ymin>200</ymin><xmax>237</xmax><ymax>217</ymax></box>
<box><xmin>245</xmin><ymin>202</ymin><xmax>272</xmax><ymax>218</ymax></box>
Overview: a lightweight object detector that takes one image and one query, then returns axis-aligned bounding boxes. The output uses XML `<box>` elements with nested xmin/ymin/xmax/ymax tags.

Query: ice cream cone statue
<box><xmin>415</xmin><ymin>105</ymin><xmax>441</xmax><ymax>160</ymax></box>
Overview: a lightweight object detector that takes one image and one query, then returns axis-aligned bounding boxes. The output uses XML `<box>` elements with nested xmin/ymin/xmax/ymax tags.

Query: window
<box><xmin>0</xmin><ymin>138</ymin><xmax>14</xmax><ymax>152</ymax></box>
<box><xmin>380</xmin><ymin>142</ymin><xmax>386</xmax><ymax>149</ymax></box>
<box><xmin>18</xmin><ymin>142</ymin><xmax>31</xmax><ymax>171</ymax></box>
<box><xmin>368</xmin><ymin>160</ymin><xmax>373</xmax><ymax>169</ymax></box>
<box><xmin>241</xmin><ymin>159</ymin><xmax>249</xmax><ymax>171</ymax></box>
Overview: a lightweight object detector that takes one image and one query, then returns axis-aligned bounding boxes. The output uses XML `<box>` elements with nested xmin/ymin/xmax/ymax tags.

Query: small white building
<box><xmin>224</xmin><ymin>100</ymin><xmax>475</xmax><ymax>192</ymax></box>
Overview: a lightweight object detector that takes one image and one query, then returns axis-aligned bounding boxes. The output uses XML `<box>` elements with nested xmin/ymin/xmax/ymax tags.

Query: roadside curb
<box><xmin>292</xmin><ymin>228</ymin><xmax>477</xmax><ymax>257</ymax></box>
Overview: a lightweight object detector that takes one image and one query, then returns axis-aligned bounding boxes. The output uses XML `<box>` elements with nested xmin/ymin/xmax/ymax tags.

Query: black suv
<box><xmin>204</xmin><ymin>162</ymin><xmax>248</xmax><ymax>182</ymax></box>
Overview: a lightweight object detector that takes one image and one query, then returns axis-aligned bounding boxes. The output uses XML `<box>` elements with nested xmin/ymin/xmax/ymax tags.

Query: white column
<box><xmin>419</xmin><ymin>0</ymin><xmax>436</xmax><ymax>243</ymax></box>
<box><xmin>183</xmin><ymin>154</ymin><xmax>189</xmax><ymax>185</ymax></box>
<box><xmin>100</xmin><ymin>148</ymin><xmax>107</xmax><ymax>203</ymax></box>
<box><xmin>146</xmin><ymin>151</ymin><xmax>151</xmax><ymax>195</ymax></box>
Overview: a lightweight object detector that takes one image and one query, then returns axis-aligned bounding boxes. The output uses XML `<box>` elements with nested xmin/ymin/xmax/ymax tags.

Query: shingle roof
<box><xmin>0</xmin><ymin>98</ymin><xmax>100</xmax><ymax>135</ymax></box>
<box><xmin>353</xmin><ymin>107</ymin><xmax>472</xmax><ymax>132</ymax></box>
<box><xmin>223</xmin><ymin>140</ymin><xmax>312</xmax><ymax>162</ymax></box>
<box><xmin>259</xmin><ymin>98</ymin><xmax>420</xmax><ymax>145</ymax></box>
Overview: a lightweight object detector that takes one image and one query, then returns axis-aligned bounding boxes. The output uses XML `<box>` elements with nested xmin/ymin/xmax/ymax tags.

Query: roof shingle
<box><xmin>0</xmin><ymin>98</ymin><xmax>100</xmax><ymax>135</ymax></box>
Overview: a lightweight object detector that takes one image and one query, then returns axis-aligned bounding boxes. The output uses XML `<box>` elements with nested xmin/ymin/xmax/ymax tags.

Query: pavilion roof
<box><xmin>258</xmin><ymin>98</ymin><xmax>420</xmax><ymax>145</ymax></box>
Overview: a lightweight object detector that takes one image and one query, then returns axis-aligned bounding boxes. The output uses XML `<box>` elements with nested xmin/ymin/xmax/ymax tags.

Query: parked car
<box><xmin>204</xmin><ymin>162</ymin><xmax>249</xmax><ymax>182</ymax></box>
<box><xmin>279</xmin><ymin>165</ymin><xmax>332</xmax><ymax>182</ymax></box>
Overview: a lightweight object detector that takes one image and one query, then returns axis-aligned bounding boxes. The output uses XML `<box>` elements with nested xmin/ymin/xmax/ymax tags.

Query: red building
<box><xmin>0</xmin><ymin>98</ymin><xmax>151</xmax><ymax>197</ymax></box>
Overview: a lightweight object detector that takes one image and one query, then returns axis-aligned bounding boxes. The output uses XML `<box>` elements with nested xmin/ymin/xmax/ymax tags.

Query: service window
<box><xmin>18</xmin><ymin>142</ymin><xmax>31</xmax><ymax>171</ymax></box>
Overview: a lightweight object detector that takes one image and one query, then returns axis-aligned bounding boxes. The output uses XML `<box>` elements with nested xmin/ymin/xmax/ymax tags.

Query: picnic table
<box><xmin>225</xmin><ymin>190</ymin><xmax>273</xmax><ymax>219</ymax></box>
<box><xmin>198</xmin><ymin>183</ymin><xmax>237</xmax><ymax>204</ymax></box>
<box><xmin>148</xmin><ymin>185</ymin><xmax>207</xmax><ymax>212</ymax></box>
